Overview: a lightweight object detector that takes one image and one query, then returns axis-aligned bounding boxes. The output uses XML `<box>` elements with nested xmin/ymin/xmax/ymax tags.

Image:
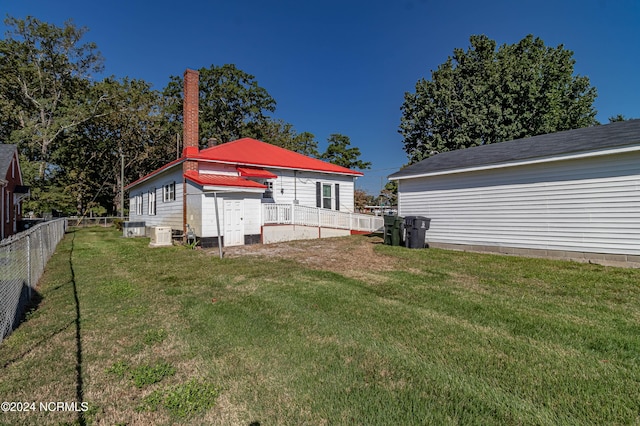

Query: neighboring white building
<box><xmin>389</xmin><ymin>120</ymin><xmax>640</xmax><ymax>263</ymax></box>
<box><xmin>125</xmin><ymin>69</ymin><xmax>366</xmax><ymax>247</ymax></box>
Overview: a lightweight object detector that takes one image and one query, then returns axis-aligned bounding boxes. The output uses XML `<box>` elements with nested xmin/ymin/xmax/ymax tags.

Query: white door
<box><xmin>224</xmin><ymin>200</ymin><xmax>244</xmax><ymax>246</ymax></box>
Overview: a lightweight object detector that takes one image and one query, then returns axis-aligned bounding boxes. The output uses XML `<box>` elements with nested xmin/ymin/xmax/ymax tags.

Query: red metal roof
<box><xmin>126</xmin><ymin>138</ymin><xmax>363</xmax><ymax>191</ymax></box>
<box><xmin>236</xmin><ymin>166</ymin><xmax>278</xmax><ymax>179</ymax></box>
<box><xmin>184</xmin><ymin>170</ymin><xmax>267</xmax><ymax>189</ymax></box>
<box><xmin>198</xmin><ymin>138</ymin><xmax>364</xmax><ymax>176</ymax></box>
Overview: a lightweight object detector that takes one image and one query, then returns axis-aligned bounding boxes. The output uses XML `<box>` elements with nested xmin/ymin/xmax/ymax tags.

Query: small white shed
<box><xmin>389</xmin><ymin>120</ymin><xmax>640</xmax><ymax>264</ymax></box>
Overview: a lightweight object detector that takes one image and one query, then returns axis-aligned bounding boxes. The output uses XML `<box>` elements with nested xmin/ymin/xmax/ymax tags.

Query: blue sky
<box><xmin>2</xmin><ymin>0</ymin><xmax>639</xmax><ymax>194</ymax></box>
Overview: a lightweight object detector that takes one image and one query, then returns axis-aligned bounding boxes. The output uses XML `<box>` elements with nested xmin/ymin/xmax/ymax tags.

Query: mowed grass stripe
<box><xmin>0</xmin><ymin>227</ymin><xmax>638</xmax><ymax>425</ymax></box>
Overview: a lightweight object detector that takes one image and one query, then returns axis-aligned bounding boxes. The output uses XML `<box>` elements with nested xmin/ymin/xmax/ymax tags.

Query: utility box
<box><xmin>123</xmin><ymin>221</ymin><xmax>145</xmax><ymax>237</ymax></box>
<box><xmin>404</xmin><ymin>216</ymin><xmax>431</xmax><ymax>249</ymax></box>
<box><xmin>149</xmin><ymin>226</ymin><xmax>172</xmax><ymax>247</ymax></box>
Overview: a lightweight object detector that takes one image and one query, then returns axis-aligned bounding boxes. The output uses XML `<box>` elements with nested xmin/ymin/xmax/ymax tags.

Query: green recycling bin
<box><xmin>383</xmin><ymin>215</ymin><xmax>404</xmax><ymax>246</ymax></box>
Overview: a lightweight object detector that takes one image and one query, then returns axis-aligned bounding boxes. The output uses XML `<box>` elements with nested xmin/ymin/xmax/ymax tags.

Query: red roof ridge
<box><xmin>198</xmin><ymin>138</ymin><xmax>364</xmax><ymax>176</ymax></box>
<box><xmin>127</xmin><ymin>138</ymin><xmax>364</xmax><ymax>191</ymax></box>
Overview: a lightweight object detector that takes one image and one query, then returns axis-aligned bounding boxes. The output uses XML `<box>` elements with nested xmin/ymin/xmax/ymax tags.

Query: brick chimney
<box><xmin>182</xmin><ymin>69</ymin><xmax>199</xmax><ymax>240</ymax></box>
<box><xmin>182</xmin><ymin>69</ymin><xmax>199</xmax><ymax>168</ymax></box>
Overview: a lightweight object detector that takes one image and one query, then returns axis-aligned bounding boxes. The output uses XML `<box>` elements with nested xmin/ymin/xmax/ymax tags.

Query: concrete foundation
<box><xmin>429</xmin><ymin>242</ymin><xmax>640</xmax><ymax>269</ymax></box>
<box><xmin>262</xmin><ymin>225</ymin><xmax>350</xmax><ymax>244</ymax></box>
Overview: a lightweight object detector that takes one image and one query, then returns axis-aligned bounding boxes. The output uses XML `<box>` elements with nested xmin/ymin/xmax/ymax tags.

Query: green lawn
<box><xmin>1</xmin><ymin>227</ymin><xmax>639</xmax><ymax>425</ymax></box>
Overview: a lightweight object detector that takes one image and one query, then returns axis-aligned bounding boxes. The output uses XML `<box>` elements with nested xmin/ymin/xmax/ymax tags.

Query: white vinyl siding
<box><xmin>200</xmin><ymin>192</ymin><xmax>261</xmax><ymax>238</ymax></box>
<box><xmin>185</xmin><ymin>180</ymin><xmax>202</xmax><ymax>236</ymax></box>
<box><xmin>128</xmin><ymin>167</ymin><xmax>184</xmax><ymax>229</ymax></box>
<box><xmin>271</xmin><ymin>170</ymin><xmax>356</xmax><ymax>212</ymax></box>
<box><xmin>398</xmin><ymin>151</ymin><xmax>640</xmax><ymax>255</ymax></box>
<box><xmin>126</xmin><ymin>163</ymin><xmax>359</xmax><ymax>240</ymax></box>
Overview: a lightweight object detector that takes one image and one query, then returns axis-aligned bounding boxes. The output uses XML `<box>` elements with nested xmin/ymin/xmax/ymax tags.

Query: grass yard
<box><xmin>1</xmin><ymin>227</ymin><xmax>639</xmax><ymax>425</ymax></box>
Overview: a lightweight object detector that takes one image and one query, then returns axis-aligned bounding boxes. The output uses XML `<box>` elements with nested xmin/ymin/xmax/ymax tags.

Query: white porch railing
<box><xmin>262</xmin><ymin>203</ymin><xmax>384</xmax><ymax>233</ymax></box>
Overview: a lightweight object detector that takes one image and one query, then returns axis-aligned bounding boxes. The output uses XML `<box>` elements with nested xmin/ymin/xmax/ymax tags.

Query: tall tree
<box><xmin>400</xmin><ymin>34</ymin><xmax>598</xmax><ymax>163</ymax></box>
<box><xmin>608</xmin><ymin>114</ymin><xmax>628</xmax><ymax>123</ymax></box>
<box><xmin>56</xmin><ymin>77</ymin><xmax>174</xmax><ymax>216</ymax></box>
<box><xmin>292</xmin><ymin>131</ymin><xmax>320</xmax><ymax>158</ymax></box>
<box><xmin>162</xmin><ymin>64</ymin><xmax>276</xmax><ymax>146</ymax></box>
<box><xmin>0</xmin><ymin>16</ymin><xmax>106</xmax><ymax>178</ymax></box>
<box><xmin>247</xmin><ymin>119</ymin><xmax>320</xmax><ymax>156</ymax></box>
<box><xmin>248</xmin><ymin>117</ymin><xmax>297</xmax><ymax>149</ymax></box>
<box><xmin>321</xmin><ymin>133</ymin><xmax>371</xmax><ymax>170</ymax></box>
<box><xmin>354</xmin><ymin>189</ymin><xmax>374</xmax><ymax>212</ymax></box>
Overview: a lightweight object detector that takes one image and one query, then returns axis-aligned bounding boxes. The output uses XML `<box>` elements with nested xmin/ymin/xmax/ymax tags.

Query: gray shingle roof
<box><xmin>389</xmin><ymin>119</ymin><xmax>640</xmax><ymax>179</ymax></box>
<box><xmin>0</xmin><ymin>144</ymin><xmax>18</xmax><ymax>178</ymax></box>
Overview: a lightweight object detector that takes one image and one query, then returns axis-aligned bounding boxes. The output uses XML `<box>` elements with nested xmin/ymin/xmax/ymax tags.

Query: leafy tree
<box><xmin>249</xmin><ymin>119</ymin><xmax>320</xmax><ymax>157</ymax></box>
<box><xmin>250</xmin><ymin>118</ymin><xmax>296</xmax><ymax>148</ymax></box>
<box><xmin>321</xmin><ymin>133</ymin><xmax>371</xmax><ymax>170</ymax></box>
<box><xmin>400</xmin><ymin>34</ymin><xmax>598</xmax><ymax>163</ymax></box>
<box><xmin>608</xmin><ymin>114</ymin><xmax>628</xmax><ymax>123</ymax></box>
<box><xmin>377</xmin><ymin>181</ymin><xmax>397</xmax><ymax>207</ymax></box>
<box><xmin>291</xmin><ymin>131</ymin><xmax>320</xmax><ymax>158</ymax></box>
<box><xmin>57</xmin><ymin>77</ymin><xmax>174</xmax><ymax>215</ymax></box>
<box><xmin>354</xmin><ymin>189</ymin><xmax>374</xmax><ymax>212</ymax></box>
<box><xmin>162</xmin><ymin>64</ymin><xmax>276</xmax><ymax>146</ymax></box>
<box><xmin>0</xmin><ymin>16</ymin><xmax>106</xmax><ymax>179</ymax></box>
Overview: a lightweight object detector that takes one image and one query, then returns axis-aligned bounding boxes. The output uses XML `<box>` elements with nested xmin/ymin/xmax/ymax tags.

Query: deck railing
<box><xmin>263</xmin><ymin>204</ymin><xmax>384</xmax><ymax>232</ymax></box>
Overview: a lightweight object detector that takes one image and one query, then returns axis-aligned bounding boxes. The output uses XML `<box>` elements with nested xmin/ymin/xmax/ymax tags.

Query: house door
<box><xmin>224</xmin><ymin>200</ymin><xmax>244</xmax><ymax>246</ymax></box>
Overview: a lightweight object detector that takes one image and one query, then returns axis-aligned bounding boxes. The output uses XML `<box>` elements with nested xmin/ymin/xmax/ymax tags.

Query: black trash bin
<box><xmin>404</xmin><ymin>216</ymin><xmax>431</xmax><ymax>249</ymax></box>
<box><xmin>383</xmin><ymin>215</ymin><xmax>404</xmax><ymax>246</ymax></box>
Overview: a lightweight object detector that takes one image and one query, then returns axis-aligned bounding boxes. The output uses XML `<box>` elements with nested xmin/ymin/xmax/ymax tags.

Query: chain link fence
<box><xmin>0</xmin><ymin>219</ymin><xmax>67</xmax><ymax>343</ymax></box>
<box><xmin>68</xmin><ymin>216</ymin><xmax>122</xmax><ymax>228</ymax></box>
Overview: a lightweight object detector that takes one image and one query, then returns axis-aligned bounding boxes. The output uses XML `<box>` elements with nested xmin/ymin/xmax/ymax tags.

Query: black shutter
<box><xmin>335</xmin><ymin>183</ymin><xmax>340</xmax><ymax>210</ymax></box>
<box><xmin>316</xmin><ymin>182</ymin><xmax>321</xmax><ymax>207</ymax></box>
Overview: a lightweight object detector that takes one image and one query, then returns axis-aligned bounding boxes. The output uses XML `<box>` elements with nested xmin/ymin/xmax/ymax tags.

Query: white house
<box><xmin>389</xmin><ymin>120</ymin><xmax>640</xmax><ymax>264</ymax></box>
<box><xmin>125</xmin><ymin>69</ymin><xmax>370</xmax><ymax>247</ymax></box>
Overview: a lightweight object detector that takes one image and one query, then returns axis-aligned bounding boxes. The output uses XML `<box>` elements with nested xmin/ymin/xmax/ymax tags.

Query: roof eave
<box><xmin>125</xmin><ymin>158</ymin><xmax>186</xmax><ymax>190</ymax></box>
<box><xmin>201</xmin><ymin>185</ymin><xmax>266</xmax><ymax>193</ymax></box>
<box><xmin>196</xmin><ymin>158</ymin><xmax>363</xmax><ymax>176</ymax></box>
<box><xmin>390</xmin><ymin>144</ymin><xmax>640</xmax><ymax>181</ymax></box>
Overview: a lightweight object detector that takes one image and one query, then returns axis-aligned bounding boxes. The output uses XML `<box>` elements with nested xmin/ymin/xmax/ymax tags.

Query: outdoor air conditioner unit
<box><xmin>123</xmin><ymin>221</ymin><xmax>145</xmax><ymax>238</ymax></box>
<box><xmin>149</xmin><ymin>226</ymin><xmax>172</xmax><ymax>247</ymax></box>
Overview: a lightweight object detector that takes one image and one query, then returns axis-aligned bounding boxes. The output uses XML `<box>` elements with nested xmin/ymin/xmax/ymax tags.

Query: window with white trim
<box><xmin>135</xmin><ymin>194</ymin><xmax>143</xmax><ymax>215</ymax></box>
<box><xmin>148</xmin><ymin>189</ymin><xmax>156</xmax><ymax>215</ymax></box>
<box><xmin>130</xmin><ymin>196</ymin><xmax>135</xmax><ymax>216</ymax></box>
<box><xmin>163</xmin><ymin>182</ymin><xmax>175</xmax><ymax>202</ymax></box>
<box><xmin>322</xmin><ymin>184</ymin><xmax>332</xmax><ymax>209</ymax></box>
